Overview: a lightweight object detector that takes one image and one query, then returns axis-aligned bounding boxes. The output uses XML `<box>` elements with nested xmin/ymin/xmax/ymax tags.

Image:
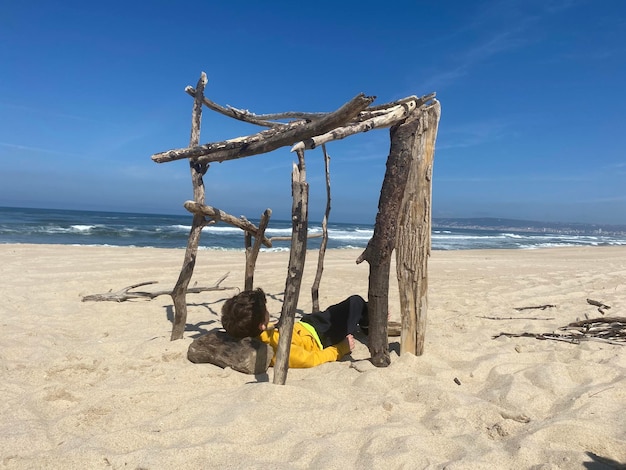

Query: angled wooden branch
<box><xmin>185</xmin><ymin>86</ymin><xmax>288</xmax><ymax>128</ymax></box>
<box><xmin>186</xmin><ymin>86</ymin><xmax>330</xmax><ymax>125</ymax></box>
<box><xmin>291</xmin><ymin>101</ymin><xmax>418</xmax><ymax>152</ymax></box>
<box><xmin>184</xmin><ymin>201</ymin><xmax>273</xmax><ymax>248</ymax></box>
<box><xmin>82</xmin><ymin>273</ymin><xmax>235</xmax><ymax>302</ymax></box>
<box><xmin>290</xmin><ymin>94</ymin><xmax>436</xmax><ymax>152</ymax></box>
<box><xmin>151</xmin><ymin>93</ymin><xmax>375</xmax><ymax>164</ymax></box>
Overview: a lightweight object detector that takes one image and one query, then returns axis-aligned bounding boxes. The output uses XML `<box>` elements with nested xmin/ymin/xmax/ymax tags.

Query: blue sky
<box><xmin>1</xmin><ymin>0</ymin><xmax>625</xmax><ymax>225</ymax></box>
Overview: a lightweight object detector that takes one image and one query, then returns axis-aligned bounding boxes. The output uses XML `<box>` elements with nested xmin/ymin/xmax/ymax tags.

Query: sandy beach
<box><xmin>1</xmin><ymin>244</ymin><xmax>624</xmax><ymax>469</ymax></box>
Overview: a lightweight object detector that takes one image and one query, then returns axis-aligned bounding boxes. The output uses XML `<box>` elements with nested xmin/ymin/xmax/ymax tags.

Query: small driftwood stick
<box><xmin>82</xmin><ymin>273</ymin><xmax>233</xmax><ymax>302</ymax></box>
<box><xmin>478</xmin><ymin>316</ymin><xmax>556</xmax><ymax>320</ymax></box>
<box><xmin>586</xmin><ymin>298</ymin><xmax>611</xmax><ymax>309</ymax></box>
<box><xmin>587</xmin><ymin>298</ymin><xmax>611</xmax><ymax>314</ymax></box>
<box><xmin>514</xmin><ymin>304</ymin><xmax>557</xmax><ymax>311</ymax></box>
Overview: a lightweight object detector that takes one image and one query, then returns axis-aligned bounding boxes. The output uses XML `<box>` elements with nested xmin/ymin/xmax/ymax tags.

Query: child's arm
<box><xmin>287</xmin><ymin>338</ymin><xmax>352</xmax><ymax>368</ymax></box>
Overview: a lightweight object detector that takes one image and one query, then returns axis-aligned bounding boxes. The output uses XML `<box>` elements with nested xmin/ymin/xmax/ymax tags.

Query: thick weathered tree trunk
<box><xmin>356</xmin><ymin>111</ymin><xmax>422</xmax><ymax>366</ymax></box>
<box><xmin>170</xmin><ymin>73</ymin><xmax>208</xmax><ymax>341</ymax></box>
<box><xmin>245</xmin><ymin>209</ymin><xmax>272</xmax><ymax>290</ymax></box>
<box><xmin>273</xmin><ymin>151</ymin><xmax>309</xmax><ymax>385</ymax></box>
<box><xmin>311</xmin><ymin>144</ymin><xmax>332</xmax><ymax>312</ymax></box>
<box><xmin>396</xmin><ymin>101</ymin><xmax>440</xmax><ymax>356</ymax></box>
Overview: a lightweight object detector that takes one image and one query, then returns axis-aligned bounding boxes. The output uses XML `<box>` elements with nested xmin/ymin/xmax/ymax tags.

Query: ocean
<box><xmin>1</xmin><ymin>206</ymin><xmax>625</xmax><ymax>251</ymax></box>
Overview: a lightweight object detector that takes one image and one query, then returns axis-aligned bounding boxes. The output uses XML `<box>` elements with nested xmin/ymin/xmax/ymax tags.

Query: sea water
<box><xmin>1</xmin><ymin>206</ymin><xmax>625</xmax><ymax>251</ymax></box>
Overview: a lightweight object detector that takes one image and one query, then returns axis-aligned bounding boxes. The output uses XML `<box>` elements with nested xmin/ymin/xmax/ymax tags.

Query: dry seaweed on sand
<box><xmin>493</xmin><ymin>317</ymin><xmax>626</xmax><ymax>345</ymax></box>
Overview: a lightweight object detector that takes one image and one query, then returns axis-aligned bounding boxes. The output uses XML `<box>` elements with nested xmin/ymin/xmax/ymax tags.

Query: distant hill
<box><xmin>432</xmin><ymin>217</ymin><xmax>626</xmax><ymax>236</ymax></box>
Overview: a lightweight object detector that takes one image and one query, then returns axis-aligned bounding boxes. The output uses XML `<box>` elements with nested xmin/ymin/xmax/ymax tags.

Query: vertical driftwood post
<box><xmin>311</xmin><ymin>144</ymin><xmax>332</xmax><ymax>312</ymax></box>
<box><xmin>170</xmin><ymin>72</ymin><xmax>209</xmax><ymax>341</ymax></box>
<box><xmin>244</xmin><ymin>209</ymin><xmax>272</xmax><ymax>290</ymax></box>
<box><xmin>357</xmin><ymin>113</ymin><xmax>421</xmax><ymax>366</ymax></box>
<box><xmin>273</xmin><ymin>150</ymin><xmax>309</xmax><ymax>385</ymax></box>
<box><xmin>396</xmin><ymin>101</ymin><xmax>441</xmax><ymax>356</ymax></box>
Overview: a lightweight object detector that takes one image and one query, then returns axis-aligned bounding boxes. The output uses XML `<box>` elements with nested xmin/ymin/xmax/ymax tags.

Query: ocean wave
<box><xmin>3</xmin><ymin>208</ymin><xmax>626</xmax><ymax>250</ymax></box>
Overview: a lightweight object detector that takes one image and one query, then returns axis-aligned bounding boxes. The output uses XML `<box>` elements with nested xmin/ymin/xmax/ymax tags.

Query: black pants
<box><xmin>300</xmin><ymin>295</ymin><xmax>368</xmax><ymax>348</ymax></box>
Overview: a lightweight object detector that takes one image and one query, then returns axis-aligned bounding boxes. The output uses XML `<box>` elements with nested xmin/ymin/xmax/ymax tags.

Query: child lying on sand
<box><xmin>221</xmin><ymin>288</ymin><xmax>368</xmax><ymax>368</ymax></box>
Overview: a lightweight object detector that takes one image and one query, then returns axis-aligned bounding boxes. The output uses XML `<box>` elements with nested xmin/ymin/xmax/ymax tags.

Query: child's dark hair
<box><xmin>221</xmin><ymin>288</ymin><xmax>267</xmax><ymax>338</ymax></box>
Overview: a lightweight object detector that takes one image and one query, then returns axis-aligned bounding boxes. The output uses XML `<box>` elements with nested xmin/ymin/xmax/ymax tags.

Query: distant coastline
<box><xmin>433</xmin><ymin>217</ymin><xmax>626</xmax><ymax>237</ymax></box>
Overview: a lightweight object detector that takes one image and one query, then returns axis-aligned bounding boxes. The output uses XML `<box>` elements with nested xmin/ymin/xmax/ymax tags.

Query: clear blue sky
<box><xmin>1</xmin><ymin>0</ymin><xmax>625</xmax><ymax>225</ymax></box>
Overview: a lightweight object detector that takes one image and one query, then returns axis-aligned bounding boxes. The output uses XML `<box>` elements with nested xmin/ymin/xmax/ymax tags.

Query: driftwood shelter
<box><xmin>151</xmin><ymin>72</ymin><xmax>441</xmax><ymax>384</ymax></box>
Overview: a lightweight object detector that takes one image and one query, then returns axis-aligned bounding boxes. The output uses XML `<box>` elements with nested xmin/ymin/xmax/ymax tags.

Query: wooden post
<box><xmin>356</xmin><ymin>113</ymin><xmax>420</xmax><ymax>367</ymax></box>
<box><xmin>311</xmin><ymin>144</ymin><xmax>332</xmax><ymax>312</ymax></box>
<box><xmin>396</xmin><ymin>101</ymin><xmax>440</xmax><ymax>355</ymax></box>
<box><xmin>244</xmin><ymin>209</ymin><xmax>272</xmax><ymax>290</ymax></box>
<box><xmin>170</xmin><ymin>72</ymin><xmax>209</xmax><ymax>341</ymax></box>
<box><xmin>273</xmin><ymin>150</ymin><xmax>309</xmax><ymax>385</ymax></box>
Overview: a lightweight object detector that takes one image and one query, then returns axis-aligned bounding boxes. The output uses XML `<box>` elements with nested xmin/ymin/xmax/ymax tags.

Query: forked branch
<box><xmin>82</xmin><ymin>273</ymin><xmax>235</xmax><ymax>302</ymax></box>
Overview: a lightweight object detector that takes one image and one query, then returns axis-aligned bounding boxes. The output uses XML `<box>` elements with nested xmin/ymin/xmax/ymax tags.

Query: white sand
<box><xmin>1</xmin><ymin>244</ymin><xmax>625</xmax><ymax>469</ymax></box>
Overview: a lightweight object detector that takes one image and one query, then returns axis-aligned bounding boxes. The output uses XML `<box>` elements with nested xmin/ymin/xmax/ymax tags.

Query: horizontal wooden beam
<box><xmin>152</xmin><ymin>93</ymin><xmax>375</xmax><ymax>164</ymax></box>
<box><xmin>291</xmin><ymin>100</ymin><xmax>420</xmax><ymax>152</ymax></box>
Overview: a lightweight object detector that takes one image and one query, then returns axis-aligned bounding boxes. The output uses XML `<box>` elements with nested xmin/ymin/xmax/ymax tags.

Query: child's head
<box><xmin>221</xmin><ymin>288</ymin><xmax>269</xmax><ymax>338</ymax></box>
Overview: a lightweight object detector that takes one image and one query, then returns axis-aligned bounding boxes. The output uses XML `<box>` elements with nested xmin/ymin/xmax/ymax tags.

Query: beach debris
<box><xmin>350</xmin><ymin>360</ymin><xmax>376</xmax><ymax>373</ymax></box>
<box><xmin>587</xmin><ymin>298</ymin><xmax>611</xmax><ymax>315</ymax></box>
<box><xmin>513</xmin><ymin>304</ymin><xmax>557</xmax><ymax>311</ymax></box>
<box><xmin>81</xmin><ymin>273</ymin><xmax>235</xmax><ymax>302</ymax></box>
<box><xmin>500</xmin><ymin>411</ymin><xmax>531</xmax><ymax>423</ymax></box>
<box><xmin>493</xmin><ymin>316</ymin><xmax>626</xmax><ymax>345</ymax></box>
<box><xmin>478</xmin><ymin>316</ymin><xmax>555</xmax><ymax>321</ymax></box>
<box><xmin>454</xmin><ymin>377</ymin><xmax>461</xmax><ymax>385</ymax></box>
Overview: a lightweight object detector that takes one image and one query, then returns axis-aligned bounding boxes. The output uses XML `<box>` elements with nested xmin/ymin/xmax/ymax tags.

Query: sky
<box><xmin>1</xmin><ymin>0</ymin><xmax>625</xmax><ymax>225</ymax></box>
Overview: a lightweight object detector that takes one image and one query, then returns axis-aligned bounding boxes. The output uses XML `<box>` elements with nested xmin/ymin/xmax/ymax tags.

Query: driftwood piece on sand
<box><xmin>513</xmin><ymin>304</ymin><xmax>557</xmax><ymax>311</ymax></box>
<box><xmin>587</xmin><ymin>298</ymin><xmax>611</xmax><ymax>309</ymax></box>
<box><xmin>587</xmin><ymin>298</ymin><xmax>611</xmax><ymax>314</ymax></box>
<box><xmin>82</xmin><ymin>273</ymin><xmax>234</xmax><ymax>302</ymax></box>
<box><xmin>479</xmin><ymin>316</ymin><xmax>556</xmax><ymax>321</ymax></box>
<box><xmin>187</xmin><ymin>329</ymin><xmax>272</xmax><ymax>375</ymax></box>
<box><xmin>493</xmin><ymin>316</ymin><xmax>626</xmax><ymax>345</ymax></box>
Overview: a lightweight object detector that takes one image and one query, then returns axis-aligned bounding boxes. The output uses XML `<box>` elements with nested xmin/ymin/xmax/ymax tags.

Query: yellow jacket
<box><xmin>259</xmin><ymin>322</ymin><xmax>350</xmax><ymax>368</ymax></box>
